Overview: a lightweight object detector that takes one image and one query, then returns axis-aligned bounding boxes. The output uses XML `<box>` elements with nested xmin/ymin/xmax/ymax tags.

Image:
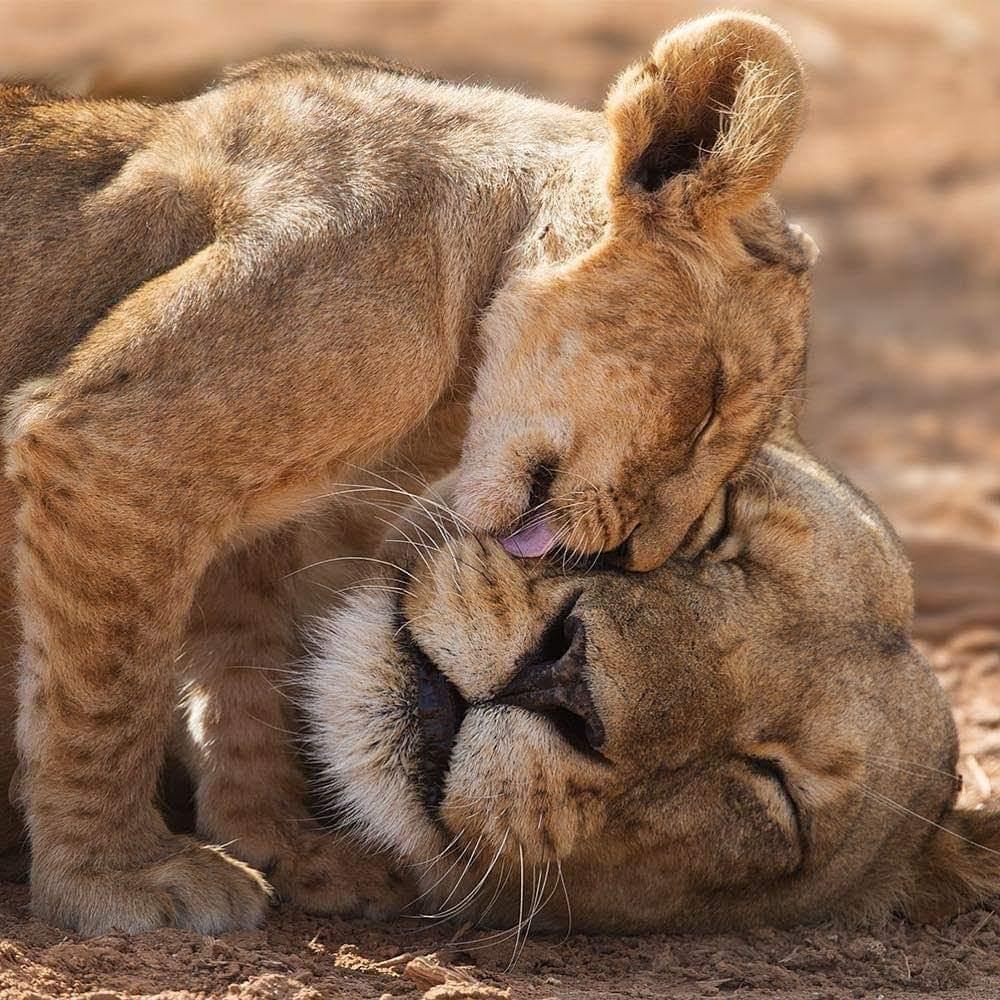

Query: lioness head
<box><xmin>455</xmin><ymin>12</ymin><xmax>817</xmax><ymax>570</ymax></box>
<box><xmin>305</xmin><ymin>444</ymin><xmax>1000</xmax><ymax>933</ymax></box>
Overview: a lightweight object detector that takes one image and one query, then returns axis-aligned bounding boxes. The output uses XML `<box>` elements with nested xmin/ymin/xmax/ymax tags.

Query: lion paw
<box><xmin>32</xmin><ymin>837</ymin><xmax>273</xmax><ymax>936</ymax></box>
<box><xmin>265</xmin><ymin>826</ymin><xmax>413</xmax><ymax>919</ymax></box>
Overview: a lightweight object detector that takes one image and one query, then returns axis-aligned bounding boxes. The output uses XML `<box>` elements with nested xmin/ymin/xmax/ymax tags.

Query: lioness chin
<box><xmin>2</xmin><ymin>12</ymin><xmax>818</xmax><ymax>933</ymax></box>
<box><xmin>305</xmin><ymin>439</ymin><xmax>1000</xmax><ymax>933</ymax></box>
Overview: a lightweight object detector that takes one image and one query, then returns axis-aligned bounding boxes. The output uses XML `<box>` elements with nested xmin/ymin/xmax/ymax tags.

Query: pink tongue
<box><xmin>501</xmin><ymin>520</ymin><xmax>557</xmax><ymax>558</ymax></box>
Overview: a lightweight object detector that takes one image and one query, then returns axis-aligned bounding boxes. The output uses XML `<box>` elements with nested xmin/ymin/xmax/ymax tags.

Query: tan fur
<box><xmin>1</xmin><ymin>14</ymin><xmax>816</xmax><ymax>933</ymax></box>
<box><xmin>306</xmin><ymin>435</ymin><xmax>1000</xmax><ymax>932</ymax></box>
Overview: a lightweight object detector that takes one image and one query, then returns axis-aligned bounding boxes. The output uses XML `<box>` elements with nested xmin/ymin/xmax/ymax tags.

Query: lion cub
<box><xmin>0</xmin><ymin>13</ymin><xmax>816</xmax><ymax>933</ymax></box>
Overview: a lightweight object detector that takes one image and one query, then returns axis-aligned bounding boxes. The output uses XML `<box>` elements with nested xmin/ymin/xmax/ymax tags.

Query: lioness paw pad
<box><xmin>265</xmin><ymin>828</ymin><xmax>413</xmax><ymax>919</ymax></box>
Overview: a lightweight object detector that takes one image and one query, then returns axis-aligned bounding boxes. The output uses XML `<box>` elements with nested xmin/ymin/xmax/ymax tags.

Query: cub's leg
<box><xmin>179</xmin><ymin>528</ymin><xmax>409</xmax><ymax>918</ymax></box>
<box><xmin>5</xmin><ymin>244</ymin><xmax>450</xmax><ymax>935</ymax></box>
<box><xmin>7</xmin><ymin>408</ymin><xmax>271</xmax><ymax>934</ymax></box>
<box><xmin>0</xmin><ymin>625</ymin><xmax>26</xmax><ymax>880</ymax></box>
<box><xmin>0</xmin><ymin>485</ymin><xmax>27</xmax><ymax>877</ymax></box>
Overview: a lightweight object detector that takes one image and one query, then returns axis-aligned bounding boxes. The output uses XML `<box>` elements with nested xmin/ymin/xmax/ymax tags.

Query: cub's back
<box><xmin>0</xmin><ymin>54</ymin><xmax>580</xmax><ymax>399</ymax></box>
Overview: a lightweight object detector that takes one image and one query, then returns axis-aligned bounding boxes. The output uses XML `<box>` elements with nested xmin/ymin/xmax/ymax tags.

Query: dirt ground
<box><xmin>1</xmin><ymin>1</ymin><xmax>998</xmax><ymax>997</ymax></box>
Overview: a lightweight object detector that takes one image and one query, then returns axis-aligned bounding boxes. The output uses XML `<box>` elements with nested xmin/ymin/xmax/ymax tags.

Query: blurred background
<box><xmin>3</xmin><ymin>0</ymin><xmax>998</xmax><ymax>795</ymax></box>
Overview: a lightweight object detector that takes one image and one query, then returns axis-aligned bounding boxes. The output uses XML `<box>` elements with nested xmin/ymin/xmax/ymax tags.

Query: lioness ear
<box><xmin>901</xmin><ymin>808</ymin><xmax>1000</xmax><ymax>922</ymax></box>
<box><xmin>605</xmin><ymin>12</ymin><xmax>805</xmax><ymax>228</ymax></box>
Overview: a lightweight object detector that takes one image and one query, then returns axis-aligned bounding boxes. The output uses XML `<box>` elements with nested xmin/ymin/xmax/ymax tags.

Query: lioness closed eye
<box><xmin>305</xmin><ymin>442</ymin><xmax>1000</xmax><ymax>933</ymax></box>
<box><xmin>2</xmin><ymin>13</ymin><xmax>815</xmax><ymax>933</ymax></box>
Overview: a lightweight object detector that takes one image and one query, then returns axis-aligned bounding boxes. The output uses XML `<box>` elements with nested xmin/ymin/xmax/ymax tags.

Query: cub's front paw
<box><xmin>33</xmin><ymin>837</ymin><xmax>273</xmax><ymax>936</ymax></box>
<box><xmin>265</xmin><ymin>826</ymin><xmax>413</xmax><ymax>919</ymax></box>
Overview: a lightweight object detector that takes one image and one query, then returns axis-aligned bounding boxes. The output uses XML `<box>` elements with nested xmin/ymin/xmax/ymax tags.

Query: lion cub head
<box><xmin>457</xmin><ymin>12</ymin><xmax>818</xmax><ymax>569</ymax></box>
<box><xmin>305</xmin><ymin>446</ymin><xmax>1000</xmax><ymax>934</ymax></box>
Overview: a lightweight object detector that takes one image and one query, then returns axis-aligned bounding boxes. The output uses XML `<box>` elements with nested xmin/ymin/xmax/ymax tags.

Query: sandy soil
<box><xmin>0</xmin><ymin>1</ymin><xmax>997</xmax><ymax>997</ymax></box>
<box><xmin>1</xmin><ymin>877</ymin><xmax>999</xmax><ymax>999</ymax></box>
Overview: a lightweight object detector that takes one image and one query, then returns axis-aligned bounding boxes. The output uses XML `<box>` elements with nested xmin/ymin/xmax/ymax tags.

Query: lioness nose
<box><xmin>492</xmin><ymin>606</ymin><xmax>605</xmax><ymax>753</ymax></box>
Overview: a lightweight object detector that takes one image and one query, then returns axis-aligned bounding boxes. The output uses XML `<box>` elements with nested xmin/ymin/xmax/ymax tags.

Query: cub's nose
<box><xmin>492</xmin><ymin>601</ymin><xmax>606</xmax><ymax>755</ymax></box>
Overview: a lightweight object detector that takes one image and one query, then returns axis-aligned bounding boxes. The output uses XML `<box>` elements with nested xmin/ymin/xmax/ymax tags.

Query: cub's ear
<box><xmin>901</xmin><ymin>808</ymin><xmax>1000</xmax><ymax>922</ymax></box>
<box><xmin>605</xmin><ymin>11</ymin><xmax>805</xmax><ymax>229</ymax></box>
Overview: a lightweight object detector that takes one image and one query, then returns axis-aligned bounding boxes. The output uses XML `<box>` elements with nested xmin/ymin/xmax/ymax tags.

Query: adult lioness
<box><xmin>305</xmin><ymin>438</ymin><xmax>1000</xmax><ymax>932</ymax></box>
<box><xmin>1</xmin><ymin>13</ymin><xmax>816</xmax><ymax>933</ymax></box>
